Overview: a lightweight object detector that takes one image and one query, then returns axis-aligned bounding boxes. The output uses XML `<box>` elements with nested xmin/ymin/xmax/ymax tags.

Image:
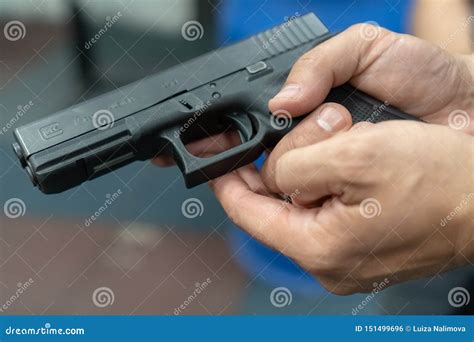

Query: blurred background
<box><xmin>0</xmin><ymin>0</ymin><xmax>472</xmax><ymax>315</ymax></box>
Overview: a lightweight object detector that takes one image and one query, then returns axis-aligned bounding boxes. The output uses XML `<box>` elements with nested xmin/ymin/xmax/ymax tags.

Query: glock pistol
<box><xmin>12</xmin><ymin>13</ymin><xmax>419</xmax><ymax>194</ymax></box>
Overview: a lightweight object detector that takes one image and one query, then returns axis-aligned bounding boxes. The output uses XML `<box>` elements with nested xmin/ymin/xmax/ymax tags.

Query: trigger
<box><xmin>224</xmin><ymin>112</ymin><xmax>254</xmax><ymax>142</ymax></box>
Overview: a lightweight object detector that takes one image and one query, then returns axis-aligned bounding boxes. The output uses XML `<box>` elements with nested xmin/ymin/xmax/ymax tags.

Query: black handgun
<box><xmin>12</xmin><ymin>13</ymin><xmax>419</xmax><ymax>194</ymax></box>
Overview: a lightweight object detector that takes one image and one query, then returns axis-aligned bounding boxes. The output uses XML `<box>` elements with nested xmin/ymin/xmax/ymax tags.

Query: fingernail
<box><xmin>273</xmin><ymin>84</ymin><xmax>301</xmax><ymax>100</ymax></box>
<box><xmin>316</xmin><ymin>107</ymin><xmax>344</xmax><ymax>132</ymax></box>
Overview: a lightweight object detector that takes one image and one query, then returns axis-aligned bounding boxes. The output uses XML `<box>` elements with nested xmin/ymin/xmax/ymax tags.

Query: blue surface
<box><xmin>217</xmin><ymin>0</ymin><xmax>413</xmax><ymax>44</ymax></box>
<box><xmin>219</xmin><ymin>0</ymin><xmax>414</xmax><ymax>296</ymax></box>
<box><xmin>0</xmin><ymin>316</ymin><xmax>472</xmax><ymax>341</ymax></box>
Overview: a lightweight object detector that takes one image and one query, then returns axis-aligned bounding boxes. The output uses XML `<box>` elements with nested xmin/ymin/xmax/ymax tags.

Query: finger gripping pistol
<box><xmin>12</xmin><ymin>13</ymin><xmax>419</xmax><ymax>194</ymax></box>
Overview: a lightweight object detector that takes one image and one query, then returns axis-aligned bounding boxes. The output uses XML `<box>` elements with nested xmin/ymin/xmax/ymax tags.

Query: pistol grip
<box><xmin>326</xmin><ymin>84</ymin><xmax>422</xmax><ymax>123</ymax></box>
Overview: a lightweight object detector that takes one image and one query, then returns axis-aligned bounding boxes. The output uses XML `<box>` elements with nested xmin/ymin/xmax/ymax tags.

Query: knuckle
<box><xmin>332</xmin><ymin>137</ymin><xmax>375</xmax><ymax>182</ymax></box>
<box><xmin>288</xmin><ymin>131</ymin><xmax>307</xmax><ymax>149</ymax></box>
<box><xmin>290</xmin><ymin>51</ymin><xmax>322</xmax><ymax>77</ymax></box>
<box><xmin>220</xmin><ymin>185</ymin><xmax>248</xmax><ymax>226</ymax></box>
<box><xmin>347</xmin><ymin>23</ymin><xmax>390</xmax><ymax>38</ymax></box>
<box><xmin>226</xmin><ymin>206</ymin><xmax>241</xmax><ymax>226</ymax></box>
<box><xmin>274</xmin><ymin>153</ymin><xmax>293</xmax><ymax>192</ymax></box>
<box><xmin>296</xmin><ymin>51</ymin><xmax>319</xmax><ymax>66</ymax></box>
<box><xmin>346</xmin><ymin>23</ymin><xmax>395</xmax><ymax>60</ymax></box>
<box><xmin>348</xmin><ymin>23</ymin><xmax>374</xmax><ymax>33</ymax></box>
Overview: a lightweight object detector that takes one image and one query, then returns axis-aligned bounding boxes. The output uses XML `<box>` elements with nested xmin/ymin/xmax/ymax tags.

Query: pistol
<box><xmin>12</xmin><ymin>13</ymin><xmax>419</xmax><ymax>194</ymax></box>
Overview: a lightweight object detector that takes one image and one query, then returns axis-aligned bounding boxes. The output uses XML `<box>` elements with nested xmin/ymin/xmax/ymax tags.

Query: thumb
<box><xmin>273</xmin><ymin>128</ymin><xmax>368</xmax><ymax>204</ymax></box>
<box><xmin>262</xmin><ymin>103</ymin><xmax>352</xmax><ymax>193</ymax></box>
<box><xmin>268</xmin><ymin>24</ymin><xmax>395</xmax><ymax>117</ymax></box>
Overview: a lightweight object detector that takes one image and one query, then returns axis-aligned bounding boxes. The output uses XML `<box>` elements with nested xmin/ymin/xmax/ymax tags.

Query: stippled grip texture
<box><xmin>325</xmin><ymin>84</ymin><xmax>420</xmax><ymax>123</ymax></box>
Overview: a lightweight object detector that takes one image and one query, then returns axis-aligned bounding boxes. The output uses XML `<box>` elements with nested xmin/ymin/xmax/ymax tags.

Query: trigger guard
<box><xmin>223</xmin><ymin>112</ymin><xmax>254</xmax><ymax>142</ymax></box>
<box><xmin>158</xmin><ymin>110</ymin><xmax>269</xmax><ymax>188</ymax></box>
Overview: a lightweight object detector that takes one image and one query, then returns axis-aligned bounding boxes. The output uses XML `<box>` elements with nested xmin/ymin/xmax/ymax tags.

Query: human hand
<box><xmin>209</xmin><ymin>25</ymin><xmax>473</xmax><ymax>295</ymax></box>
<box><xmin>268</xmin><ymin>23</ymin><xmax>473</xmax><ymax>134</ymax></box>
<box><xmin>210</xmin><ymin>111</ymin><xmax>474</xmax><ymax>294</ymax></box>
